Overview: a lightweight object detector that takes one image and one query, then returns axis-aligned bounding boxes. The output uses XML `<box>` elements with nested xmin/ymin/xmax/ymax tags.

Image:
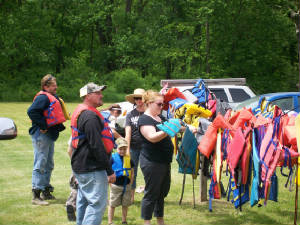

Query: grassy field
<box><xmin>0</xmin><ymin>102</ymin><xmax>298</xmax><ymax>225</ymax></box>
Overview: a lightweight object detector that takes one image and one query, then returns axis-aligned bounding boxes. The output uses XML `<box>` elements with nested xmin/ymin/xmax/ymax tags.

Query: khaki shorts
<box><xmin>109</xmin><ymin>184</ymin><xmax>131</xmax><ymax>207</ymax></box>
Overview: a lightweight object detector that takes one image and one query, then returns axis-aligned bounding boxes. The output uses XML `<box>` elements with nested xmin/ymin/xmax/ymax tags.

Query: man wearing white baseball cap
<box><xmin>70</xmin><ymin>82</ymin><xmax>116</xmax><ymax>225</ymax></box>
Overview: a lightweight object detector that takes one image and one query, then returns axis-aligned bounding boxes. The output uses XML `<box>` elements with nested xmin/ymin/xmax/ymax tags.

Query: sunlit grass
<box><xmin>0</xmin><ymin>102</ymin><xmax>297</xmax><ymax>225</ymax></box>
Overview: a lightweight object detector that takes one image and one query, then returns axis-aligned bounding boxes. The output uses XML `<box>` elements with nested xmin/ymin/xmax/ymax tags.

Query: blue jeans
<box><xmin>74</xmin><ymin>170</ymin><xmax>108</xmax><ymax>225</ymax></box>
<box><xmin>130</xmin><ymin>148</ymin><xmax>141</xmax><ymax>189</ymax></box>
<box><xmin>31</xmin><ymin>130</ymin><xmax>54</xmax><ymax>190</ymax></box>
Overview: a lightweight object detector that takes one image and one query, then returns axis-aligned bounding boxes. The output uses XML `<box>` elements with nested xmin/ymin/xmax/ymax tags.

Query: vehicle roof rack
<box><xmin>160</xmin><ymin>78</ymin><xmax>246</xmax><ymax>87</ymax></box>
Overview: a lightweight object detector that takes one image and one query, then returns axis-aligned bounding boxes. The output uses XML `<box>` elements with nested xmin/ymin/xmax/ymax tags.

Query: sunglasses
<box><xmin>155</xmin><ymin>102</ymin><xmax>164</xmax><ymax>107</ymax></box>
<box><xmin>45</xmin><ymin>75</ymin><xmax>53</xmax><ymax>85</ymax></box>
<box><xmin>134</xmin><ymin>97</ymin><xmax>142</xmax><ymax>100</ymax></box>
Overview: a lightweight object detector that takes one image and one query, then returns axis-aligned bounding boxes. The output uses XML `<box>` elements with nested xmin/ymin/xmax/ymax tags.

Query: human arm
<box><xmin>27</xmin><ymin>95</ymin><xmax>49</xmax><ymax>131</ymax></box>
<box><xmin>67</xmin><ymin>145</ymin><xmax>73</xmax><ymax>158</ymax></box>
<box><xmin>130</xmin><ymin>168</ymin><xmax>134</xmax><ymax>186</ymax></box>
<box><xmin>140</xmin><ymin>125</ymin><xmax>168</xmax><ymax>143</ymax></box>
<box><xmin>81</xmin><ymin>111</ymin><xmax>114</xmax><ymax>175</ymax></box>
<box><xmin>125</xmin><ymin>126</ymin><xmax>131</xmax><ymax>154</ymax></box>
<box><xmin>67</xmin><ymin>136</ymin><xmax>73</xmax><ymax>158</ymax></box>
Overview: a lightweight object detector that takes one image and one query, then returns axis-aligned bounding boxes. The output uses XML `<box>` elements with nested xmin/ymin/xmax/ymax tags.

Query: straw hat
<box><xmin>125</xmin><ymin>88</ymin><xmax>145</xmax><ymax>104</ymax></box>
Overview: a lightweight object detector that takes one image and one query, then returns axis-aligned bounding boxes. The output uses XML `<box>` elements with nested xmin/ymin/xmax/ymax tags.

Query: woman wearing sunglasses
<box><xmin>138</xmin><ymin>90</ymin><xmax>175</xmax><ymax>225</ymax></box>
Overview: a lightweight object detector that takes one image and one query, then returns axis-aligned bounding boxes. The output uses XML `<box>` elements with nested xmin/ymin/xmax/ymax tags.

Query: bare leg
<box><xmin>108</xmin><ymin>206</ymin><xmax>115</xmax><ymax>224</ymax></box>
<box><xmin>157</xmin><ymin>217</ymin><xmax>165</xmax><ymax>225</ymax></box>
<box><xmin>131</xmin><ymin>189</ymin><xmax>135</xmax><ymax>203</ymax></box>
<box><xmin>122</xmin><ymin>206</ymin><xmax>128</xmax><ymax>223</ymax></box>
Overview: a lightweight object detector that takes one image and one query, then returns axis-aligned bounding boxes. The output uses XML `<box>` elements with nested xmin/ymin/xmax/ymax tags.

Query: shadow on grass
<box><xmin>165</xmin><ymin>199</ymin><xmax>292</xmax><ymax>225</ymax></box>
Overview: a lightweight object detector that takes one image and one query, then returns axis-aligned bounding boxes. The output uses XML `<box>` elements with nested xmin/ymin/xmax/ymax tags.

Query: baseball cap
<box><xmin>80</xmin><ymin>82</ymin><xmax>106</xmax><ymax>97</ymax></box>
<box><xmin>116</xmin><ymin>137</ymin><xmax>128</xmax><ymax>149</ymax></box>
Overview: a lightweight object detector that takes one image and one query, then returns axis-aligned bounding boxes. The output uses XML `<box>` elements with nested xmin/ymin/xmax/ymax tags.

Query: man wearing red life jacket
<box><xmin>27</xmin><ymin>74</ymin><xmax>66</xmax><ymax>206</ymax></box>
<box><xmin>71</xmin><ymin>82</ymin><xmax>116</xmax><ymax>225</ymax></box>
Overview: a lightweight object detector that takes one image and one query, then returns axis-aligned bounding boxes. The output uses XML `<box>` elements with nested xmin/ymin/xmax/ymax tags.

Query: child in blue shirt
<box><xmin>108</xmin><ymin>138</ymin><xmax>134</xmax><ymax>225</ymax></box>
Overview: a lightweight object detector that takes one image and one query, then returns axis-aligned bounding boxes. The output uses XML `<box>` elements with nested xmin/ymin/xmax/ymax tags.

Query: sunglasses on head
<box><xmin>134</xmin><ymin>97</ymin><xmax>142</xmax><ymax>100</ymax></box>
<box><xmin>45</xmin><ymin>75</ymin><xmax>53</xmax><ymax>85</ymax></box>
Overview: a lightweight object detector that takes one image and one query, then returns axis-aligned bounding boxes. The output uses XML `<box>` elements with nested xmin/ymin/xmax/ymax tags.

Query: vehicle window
<box><xmin>209</xmin><ymin>88</ymin><xmax>228</xmax><ymax>102</ymax></box>
<box><xmin>229</xmin><ymin>89</ymin><xmax>251</xmax><ymax>102</ymax></box>
<box><xmin>271</xmin><ymin>97</ymin><xmax>294</xmax><ymax>112</ymax></box>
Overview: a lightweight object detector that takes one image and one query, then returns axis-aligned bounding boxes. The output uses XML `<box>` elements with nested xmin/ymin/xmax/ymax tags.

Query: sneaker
<box><xmin>32</xmin><ymin>197</ymin><xmax>49</xmax><ymax>206</ymax></box>
<box><xmin>122</xmin><ymin>221</ymin><xmax>128</xmax><ymax>224</ymax></box>
<box><xmin>66</xmin><ymin>205</ymin><xmax>76</xmax><ymax>221</ymax></box>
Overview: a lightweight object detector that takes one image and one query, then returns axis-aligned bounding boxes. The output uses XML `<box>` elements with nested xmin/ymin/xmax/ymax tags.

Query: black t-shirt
<box><xmin>110</xmin><ymin>155</ymin><xmax>135</xmax><ymax>186</ymax></box>
<box><xmin>71</xmin><ymin>110</ymin><xmax>113</xmax><ymax>175</ymax></box>
<box><xmin>125</xmin><ymin>108</ymin><xmax>144</xmax><ymax>148</ymax></box>
<box><xmin>138</xmin><ymin>114</ymin><xmax>174</xmax><ymax>164</ymax></box>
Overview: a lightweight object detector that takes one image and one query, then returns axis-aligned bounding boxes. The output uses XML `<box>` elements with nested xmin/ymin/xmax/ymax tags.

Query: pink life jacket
<box><xmin>227</xmin><ymin>126</ymin><xmax>251</xmax><ymax>184</ymax></box>
<box><xmin>259</xmin><ymin>118</ymin><xmax>281</xmax><ymax>204</ymax></box>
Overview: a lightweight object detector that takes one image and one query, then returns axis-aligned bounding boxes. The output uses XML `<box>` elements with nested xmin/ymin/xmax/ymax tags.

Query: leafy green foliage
<box><xmin>0</xmin><ymin>0</ymin><xmax>299</xmax><ymax>101</ymax></box>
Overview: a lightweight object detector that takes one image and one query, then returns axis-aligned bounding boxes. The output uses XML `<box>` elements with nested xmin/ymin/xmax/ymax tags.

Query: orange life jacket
<box><xmin>71</xmin><ymin>104</ymin><xmax>114</xmax><ymax>154</ymax></box>
<box><xmin>34</xmin><ymin>91</ymin><xmax>66</xmax><ymax>127</ymax></box>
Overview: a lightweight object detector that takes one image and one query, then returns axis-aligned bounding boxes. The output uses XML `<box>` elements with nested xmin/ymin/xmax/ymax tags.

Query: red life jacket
<box><xmin>71</xmin><ymin>104</ymin><xmax>114</xmax><ymax>154</ymax></box>
<box><xmin>34</xmin><ymin>91</ymin><xmax>66</xmax><ymax>127</ymax></box>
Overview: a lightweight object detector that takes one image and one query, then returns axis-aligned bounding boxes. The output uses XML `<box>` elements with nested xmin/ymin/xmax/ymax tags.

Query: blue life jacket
<box><xmin>250</xmin><ymin>129</ymin><xmax>260</xmax><ymax>207</ymax></box>
<box><xmin>191</xmin><ymin>79</ymin><xmax>209</xmax><ymax>104</ymax></box>
<box><xmin>228</xmin><ymin>177</ymin><xmax>250</xmax><ymax>209</ymax></box>
<box><xmin>111</xmin><ymin>153</ymin><xmax>131</xmax><ymax>179</ymax></box>
<box><xmin>167</xmin><ymin>98</ymin><xmax>187</xmax><ymax>119</ymax></box>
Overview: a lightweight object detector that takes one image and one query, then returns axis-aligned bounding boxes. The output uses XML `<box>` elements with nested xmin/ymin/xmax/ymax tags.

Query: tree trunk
<box><xmin>90</xmin><ymin>25</ymin><xmax>94</xmax><ymax>64</ymax></box>
<box><xmin>165</xmin><ymin>58</ymin><xmax>172</xmax><ymax>79</ymax></box>
<box><xmin>126</xmin><ymin>0</ymin><xmax>132</xmax><ymax>13</ymax></box>
<box><xmin>205</xmin><ymin>21</ymin><xmax>210</xmax><ymax>74</ymax></box>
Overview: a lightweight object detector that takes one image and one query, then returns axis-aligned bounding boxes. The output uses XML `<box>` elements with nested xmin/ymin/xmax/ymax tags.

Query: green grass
<box><xmin>0</xmin><ymin>102</ymin><xmax>297</xmax><ymax>225</ymax></box>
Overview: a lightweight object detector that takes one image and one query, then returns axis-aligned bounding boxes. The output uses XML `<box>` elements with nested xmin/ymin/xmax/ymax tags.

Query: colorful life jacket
<box><xmin>208</xmin><ymin>163</ymin><xmax>221</xmax><ymax>212</ymax></box>
<box><xmin>227</xmin><ymin>127</ymin><xmax>252</xmax><ymax>184</ymax></box>
<box><xmin>176</xmin><ymin>128</ymin><xmax>199</xmax><ymax>176</ymax></box>
<box><xmin>250</xmin><ymin>129</ymin><xmax>260</xmax><ymax>207</ymax></box>
<box><xmin>34</xmin><ymin>91</ymin><xmax>66</xmax><ymax>127</ymax></box>
<box><xmin>163</xmin><ymin>87</ymin><xmax>186</xmax><ymax>110</ymax></box>
<box><xmin>111</xmin><ymin>153</ymin><xmax>131</xmax><ymax>179</ymax></box>
<box><xmin>198</xmin><ymin>114</ymin><xmax>232</xmax><ymax>158</ymax></box>
<box><xmin>227</xmin><ymin>176</ymin><xmax>250</xmax><ymax>209</ymax></box>
<box><xmin>156</xmin><ymin>119</ymin><xmax>181</xmax><ymax>137</ymax></box>
<box><xmin>259</xmin><ymin>117</ymin><xmax>282</xmax><ymax>204</ymax></box>
<box><xmin>167</xmin><ymin>98</ymin><xmax>187</xmax><ymax>119</ymax></box>
<box><xmin>71</xmin><ymin>104</ymin><xmax>114</xmax><ymax>153</ymax></box>
<box><xmin>191</xmin><ymin>79</ymin><xmax>209</xmax><ymax>104</ymax></box>
<box><xmin>295</xmin><ymin>114</ymin><xmax>300</xmax><ymax>185</ymax></box>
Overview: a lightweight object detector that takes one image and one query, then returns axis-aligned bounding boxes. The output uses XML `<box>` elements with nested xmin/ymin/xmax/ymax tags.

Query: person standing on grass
<box><xmin>71</xmin><ymin>82</ymin><xmax>116</xmax><ymax>225</ymax></box>
<box><xmin>65</xmin><ymin>138</ymin><xmax>78</xmax><ymax>222</ymax></box>
<box><xmin>101</xmin><ymin>103</ymin><xmax>124</xmax><ymax>138</ymax></box>
<box><xmin>138</xmin><ymin>90</ymin><xmax>176</xmax><ymax>225</ymax></box>
<box><xmin>27</xmin><ymin>74</ymin><xmax>66</xmax><ymax>206</ymax></box>
<box><xmin>125</xmin><ymin>88</ymin><xmax>146</xmax><ymax>203</ymax></box>
<box><xmin>108</xmin><ymin>137</ymin><xmax>134</xmax><ymax>225</ymax></box>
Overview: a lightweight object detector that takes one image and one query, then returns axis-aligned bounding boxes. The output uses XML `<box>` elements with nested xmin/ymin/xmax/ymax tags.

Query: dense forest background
<box><xmin>0</xmin><ymin>0</ymin><xmax>299</xmax><ymax>102</ymax></box>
